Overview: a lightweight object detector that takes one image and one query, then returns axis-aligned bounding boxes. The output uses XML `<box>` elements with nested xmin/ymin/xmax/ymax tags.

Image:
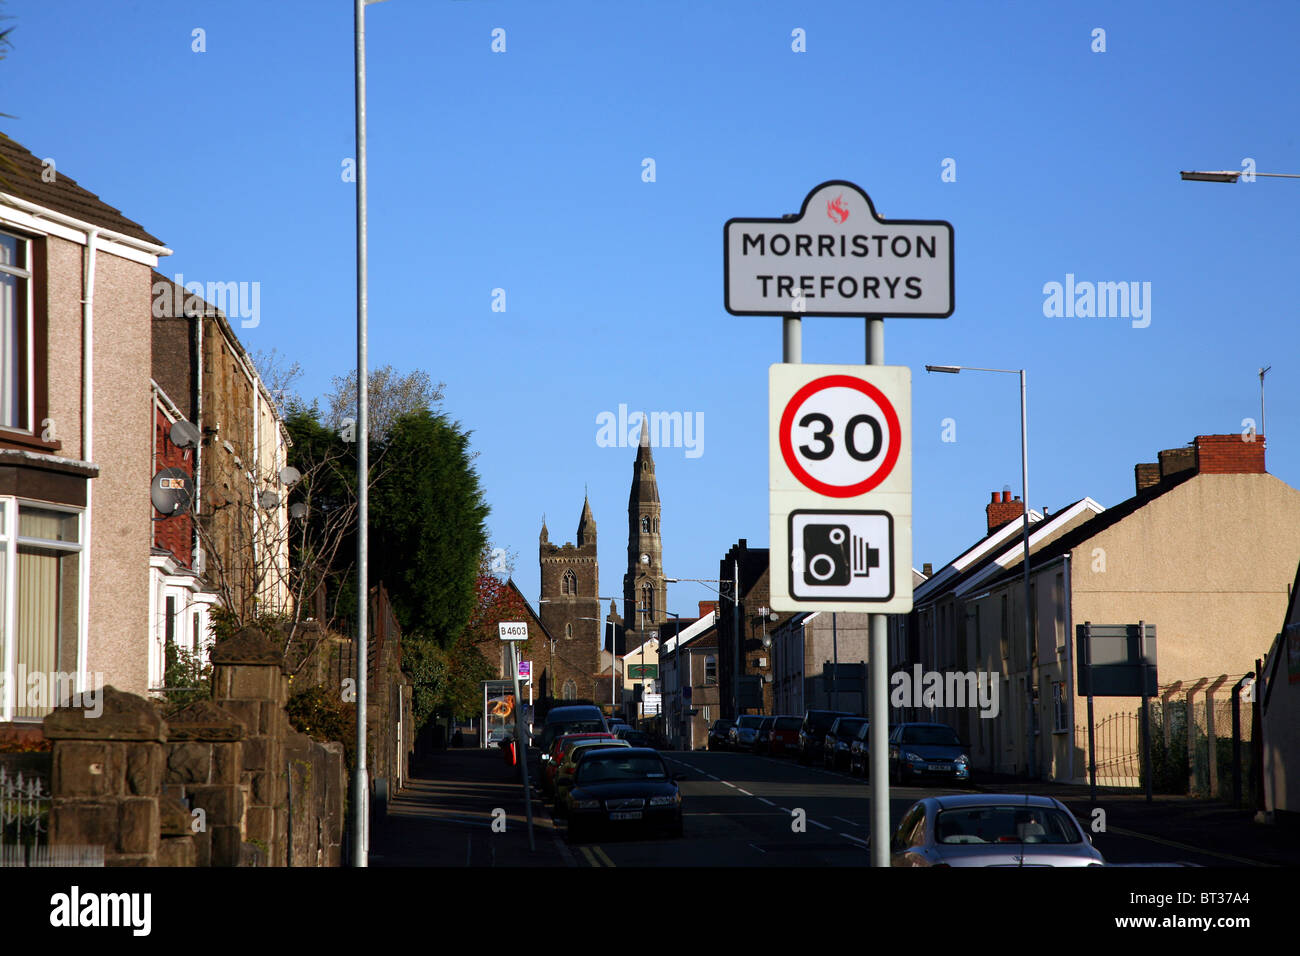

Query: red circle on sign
<box><xmin>779</xmin><ymin>374</ymin><xmax>902</xmax><ymax>498</ymax></box>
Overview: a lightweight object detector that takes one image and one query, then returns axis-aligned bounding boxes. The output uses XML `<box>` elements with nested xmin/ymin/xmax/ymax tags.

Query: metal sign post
<box><xmin>500</xmin><ymin>622</ymin><xmax>535</xmax><ymax>851</ymax></box>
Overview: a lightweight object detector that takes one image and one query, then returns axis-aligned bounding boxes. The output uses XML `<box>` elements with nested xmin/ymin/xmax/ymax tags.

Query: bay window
<box><xmin>0</xmin><ymin>499</ymin><xmax>83</xmax><ymax>720</ymax></box>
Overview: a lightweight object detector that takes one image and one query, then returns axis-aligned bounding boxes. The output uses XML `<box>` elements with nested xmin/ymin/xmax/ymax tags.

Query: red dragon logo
<box><xmin>826</xmin><ymin>194</ymin><xmax>850</xmax><ymax>224</ymax></box>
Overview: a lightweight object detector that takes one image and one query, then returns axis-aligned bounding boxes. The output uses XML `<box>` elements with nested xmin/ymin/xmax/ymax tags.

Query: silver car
<box><xmin>891</xmin><ymin>794</ymin><xmax>1105</xmax><ymax>867</ymax></box>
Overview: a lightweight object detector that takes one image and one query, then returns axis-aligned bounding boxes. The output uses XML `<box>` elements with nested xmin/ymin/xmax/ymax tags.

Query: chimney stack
<box><xmin>986</xmin><ymin>490</ymin><xmax>1024</xmax><ymax>535</ymax></box>
<box><xmin>1134</xmin><ymin>462</ymin><xmax>1161</xmax><ymax>493</ymax></box>
<box><xmin>1194</xmin><ymin>434</ymin><xmax>1266</xmax><ymax>474</ymax></box>
<box><xmin>921</xmin><ymin>562</ymin><xmax>933</xmax><ymax>577</ymax></box>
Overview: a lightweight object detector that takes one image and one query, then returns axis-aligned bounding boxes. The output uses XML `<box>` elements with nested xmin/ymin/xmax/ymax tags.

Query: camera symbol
<box><xmin>802</xmin><ymin>522</ymin><xmax>880</xmax><ymax>588</ymax></box>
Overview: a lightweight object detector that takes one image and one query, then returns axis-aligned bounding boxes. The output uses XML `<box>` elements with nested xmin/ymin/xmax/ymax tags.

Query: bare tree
<box><xmin>325</xmin><ymin>365</ymin><xmax>445</xmax><ymax>437</ymax></box>
<box><xmin>251</xmin><ymin>347</ymin><xmax>305</xmax><ymax>411</ymax></box>
<box><xmin>194</xmin><ymin>432</ymin><xmax>377</xmax><ymax>675</ymax></box>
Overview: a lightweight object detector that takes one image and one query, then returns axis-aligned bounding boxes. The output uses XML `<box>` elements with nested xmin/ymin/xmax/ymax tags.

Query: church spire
<box><xmin>635</xmin><ymin>415</ymin><xmax>655</xmax><ymax>469</ymax></box>
<box><xmin>577</xmin><ymin>494</ymin><xmax>596</xmax><ymax>548</ymax></box>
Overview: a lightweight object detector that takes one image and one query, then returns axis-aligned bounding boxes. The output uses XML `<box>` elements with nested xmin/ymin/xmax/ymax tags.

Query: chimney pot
<box><xmin>991</xmin><ymin>492</ymin><xmax>999</xmax><ymax>503</ymax></box>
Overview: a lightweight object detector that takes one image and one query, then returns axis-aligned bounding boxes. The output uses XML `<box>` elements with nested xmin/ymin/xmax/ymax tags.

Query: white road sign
<box><xmin>725</xmin><ymin>181</ymin><xmax>953</xmax><ymax>318</ymax></box>
<box><xmin>769</xmin><ymin>364</ymin><xmax>913</xmax><ymax>613</ymax></box>
<box><xmin>498</xmin><ymin>621</ymin><xmax>529</xmax><ymax>641</ymax></box>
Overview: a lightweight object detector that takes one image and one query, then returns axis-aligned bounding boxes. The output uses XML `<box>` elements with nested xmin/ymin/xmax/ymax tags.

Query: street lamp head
<box><xmin>925</xmin><ymin>365</ymin><xmax>962</xmax><ymax>374</ymax></box>
<box><xmin>1180</xmin><ymin>170</ymin><xmax>1240</xmax><ymax>183</ymax></box>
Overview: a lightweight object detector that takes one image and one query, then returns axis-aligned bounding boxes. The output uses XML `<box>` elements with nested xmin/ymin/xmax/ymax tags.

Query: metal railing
<box><xmin>0</xmin><ymin>767</ymin><xmax>103</xmax><ymax>867</ymax></box>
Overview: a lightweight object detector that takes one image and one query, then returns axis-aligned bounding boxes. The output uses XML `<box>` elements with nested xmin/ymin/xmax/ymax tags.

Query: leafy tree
<box><xmin>371</xmin><ymin>409</ymin><xmax>488</xmax><ymax>645</ymax></box>
<box><xmin>408</xmin><ymin>547</ymin><xmax>534</xmax><ymax>726</ymax></box>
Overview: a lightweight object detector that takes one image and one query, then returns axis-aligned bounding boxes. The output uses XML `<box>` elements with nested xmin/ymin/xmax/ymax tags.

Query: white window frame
<box><xmin>0</xmin><ymin>497</ymin><xmax>86</xmax><ymax>722</ymax></box>
<box><xmin>0</xmin><ymin>230</ymin><xmax>34</xmax><ymax>435</ymax></box>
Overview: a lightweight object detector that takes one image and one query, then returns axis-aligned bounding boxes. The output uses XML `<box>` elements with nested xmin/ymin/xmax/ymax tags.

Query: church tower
<box><xmin>538</xmin><ymin>496</ymin><xmax>601</xmax><ymax>701</ymax></box>
<box><xmin>624</xmin><ymin>419</ymin><xmax>666</xmax><ymax>644</ymax></box>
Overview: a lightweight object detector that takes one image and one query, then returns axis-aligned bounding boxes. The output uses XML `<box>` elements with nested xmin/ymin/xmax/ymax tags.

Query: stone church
<box><xmin>537</xmin><ymin>423</ymin><xmax>668</xmax><ymax>706</ymax></box>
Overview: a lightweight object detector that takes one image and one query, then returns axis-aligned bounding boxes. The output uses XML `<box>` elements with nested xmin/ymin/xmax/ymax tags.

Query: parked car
<box><xmin>536</xmin><ymin>705</ymin><xmax>609</xmax><ymax>756</ymax></box>
<box><xmin>566</xmin><ymin>748</ymin><xmax>683</xmax><ymax>843</ymax></box>
<box><xmin>707</xmin><ymin>719</ymin><xmax>735</xmax><ymax>751</ymax></box>
<box><xmin>554</xmin><ymin>739</ymin><xmax>633</xmax><ymax>815</ymax></box>
<box><xmin>848</xmin><ymin>721</ymin><xmax>890</xmax><ymax>776</ymax></box>
<box><xmin>615</xmin><ymin>727</ymin><xmax>654</xmax><ymax>748</ymax></box>
<box><xmin>542</xmin><ymin>732</ymin><xmax>616</xmax><ymax>797</ymax></box>
<box><xmin>888</xmin><ymin>723</ymin><xmax>971</xmax><ymax>785</ymax></box>
<box><xmin>822</xmin><ymin>716</ymin><xmax>869</xmax><ymax>770</ymax></box>
<box><xmin>769</xmin><ymin>715</ymin><xmax>802</xmax><ymax>756</ymax></box>
<box><xmin>755</xmin><ymin>717</ymin><xmax>776</xmax><ymax>754</ymax></box>
<box><xmin>729</xmin><ymin>714</ymin><xmax>765</xmax><ymax>751</ymax></box>
<box><xmin>890</xmin><ymin>794</ymin><xmax>1105</xmax><ymax>867</ymax></box>
<box><xmin>797</xmin><ymin>710</ymin><xmax>852</xmax><ymax>765</ymax></box>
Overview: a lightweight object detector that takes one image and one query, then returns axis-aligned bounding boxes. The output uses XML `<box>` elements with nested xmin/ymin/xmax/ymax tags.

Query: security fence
<box><xmin>1075</xmin><ymin>673</ymin><xmax>1256</xmax><ymax>803</ymax></box>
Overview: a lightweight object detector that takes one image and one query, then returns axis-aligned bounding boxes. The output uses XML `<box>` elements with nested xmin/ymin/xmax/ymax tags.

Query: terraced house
<box><xmin>0</xmin><ymin>134</ymin><xmax>166</xmax><ymax>733</ymax></box>
<box><xmin>0</xmin><ymin>134</ymin><xmax>291</xmax><ymax>742</ymax></box>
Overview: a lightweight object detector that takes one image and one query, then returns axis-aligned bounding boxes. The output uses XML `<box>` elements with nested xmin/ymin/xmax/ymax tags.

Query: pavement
<box><xmin>369</xmin><ymin>746</ymin><xmax>574</xmax><ymax>867</ymax></box>
<box><xmin>970</xmin><ymin>772</ymin><xmax>1300</xmax><ymax>867</ymax></box>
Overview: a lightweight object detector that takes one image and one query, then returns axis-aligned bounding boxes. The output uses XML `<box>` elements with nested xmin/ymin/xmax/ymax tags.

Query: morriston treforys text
<box><xmin>738</xmin><ymin>230</ymin><xmax>939</xmax><ymax>302</ymax></box>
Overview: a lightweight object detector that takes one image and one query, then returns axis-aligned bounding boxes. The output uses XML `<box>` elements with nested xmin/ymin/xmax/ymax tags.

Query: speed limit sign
<box><xmin>769</xmin><ymin>364</ymin><xmax>912</xmax><ymax>613</ymax></box>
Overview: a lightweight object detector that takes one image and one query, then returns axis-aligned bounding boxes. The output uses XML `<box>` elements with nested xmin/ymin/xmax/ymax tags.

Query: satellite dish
<box><xmin>151</xmin><ymin>467</ymin><xmax>194</xmax><ymax>515</ymax></box>
<box><xmin>169</xmin><ymin>420</ymin><xmax>201</xmax><ymax>449</ymax></box>
<box><xmin>289</xmin><ymin>502</ymin><xmax>308</xmax><ymax>520</ymax></box>
<box><xmin>279</xmin><ymin>466</ymin><xmax>302</xmax><ymax>487</ymax></box>
<box><xmin>259</xmin><ymin>490</ymin><xmax>281</xmax><ymax>510</ymax></box>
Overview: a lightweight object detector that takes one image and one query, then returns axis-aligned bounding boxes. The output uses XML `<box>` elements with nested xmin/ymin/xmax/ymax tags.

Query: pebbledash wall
<box><xmin>51</xmin><ymin>225</ymin><xmax>155</xmax><ymax>699</ymax></box>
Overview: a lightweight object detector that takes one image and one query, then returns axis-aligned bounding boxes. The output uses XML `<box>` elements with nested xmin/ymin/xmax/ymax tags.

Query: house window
<box><xmin>561</xmin><ymin>569</ymin><xmax>576</xmax><ymax>595</ymax></box>
<box><xmin>1</xmin><ymin>500</ymin><xmax>83</xmax><ymax>720</ymax></box>
<box><xmin>704</xmin><ymin>655</ymin><xmax>717</xmax><ymax>685</ymax></box>
<box><xmin>0</xmin><ymin>232</ymin><xmax>32</xmax><ymax>432</ymax></box>
<box><xmin>1052</xmin><ymin>681</ymin><xmax>1068</xmax><ymax>732</ymax></box>
<box><xmin>562</xmin><ymin>679</ymin><xmax>577</xmax><ymax>700</ymax></box>
<box><xmin>565</xmin><ymin>623</ymin><xmax>573</xmax><ymax>640</ymax></box>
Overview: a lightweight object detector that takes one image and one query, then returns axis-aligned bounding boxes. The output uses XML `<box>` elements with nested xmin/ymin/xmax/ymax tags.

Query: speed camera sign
<box><xmin>770</xmin><ymin>364</ymin><xmax>912</xmax><ymax>613</ymax></box>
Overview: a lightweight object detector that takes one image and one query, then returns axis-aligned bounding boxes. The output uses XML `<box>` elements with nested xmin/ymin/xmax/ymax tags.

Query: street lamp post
<box><xmin>1180</xmin><ymin>169</ymin><xmax>1300</xmax><ymax>183</ymax></box>
<box><xmin>351</xmin><ymin>0</ymin><xmax>393</xmax><ymax>868</ymax></box>
<box><xmin>926</xmin><ymin>364</ymin><xmax>1036</xmax><ymax>780</ymax></box>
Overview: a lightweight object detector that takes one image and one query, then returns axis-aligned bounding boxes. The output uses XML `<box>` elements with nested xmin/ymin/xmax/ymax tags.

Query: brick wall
<box><xmin>153</xmin><ymin>404</ymin><xmax>193</xmax><ymax>566</ymax></box>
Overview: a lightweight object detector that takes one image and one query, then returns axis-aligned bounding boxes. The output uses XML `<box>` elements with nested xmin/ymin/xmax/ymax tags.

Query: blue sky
<box><xmin>6</xmin><ymin>1</ymin><xmax>1299</xmax><ymax>611</ymax></box>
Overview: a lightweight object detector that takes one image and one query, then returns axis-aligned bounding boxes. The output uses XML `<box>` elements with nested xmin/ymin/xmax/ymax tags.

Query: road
<box><xmin>540</xmin><ymin>748</ymin><xmax>1261</xmax><ymax>868</ymax></box>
